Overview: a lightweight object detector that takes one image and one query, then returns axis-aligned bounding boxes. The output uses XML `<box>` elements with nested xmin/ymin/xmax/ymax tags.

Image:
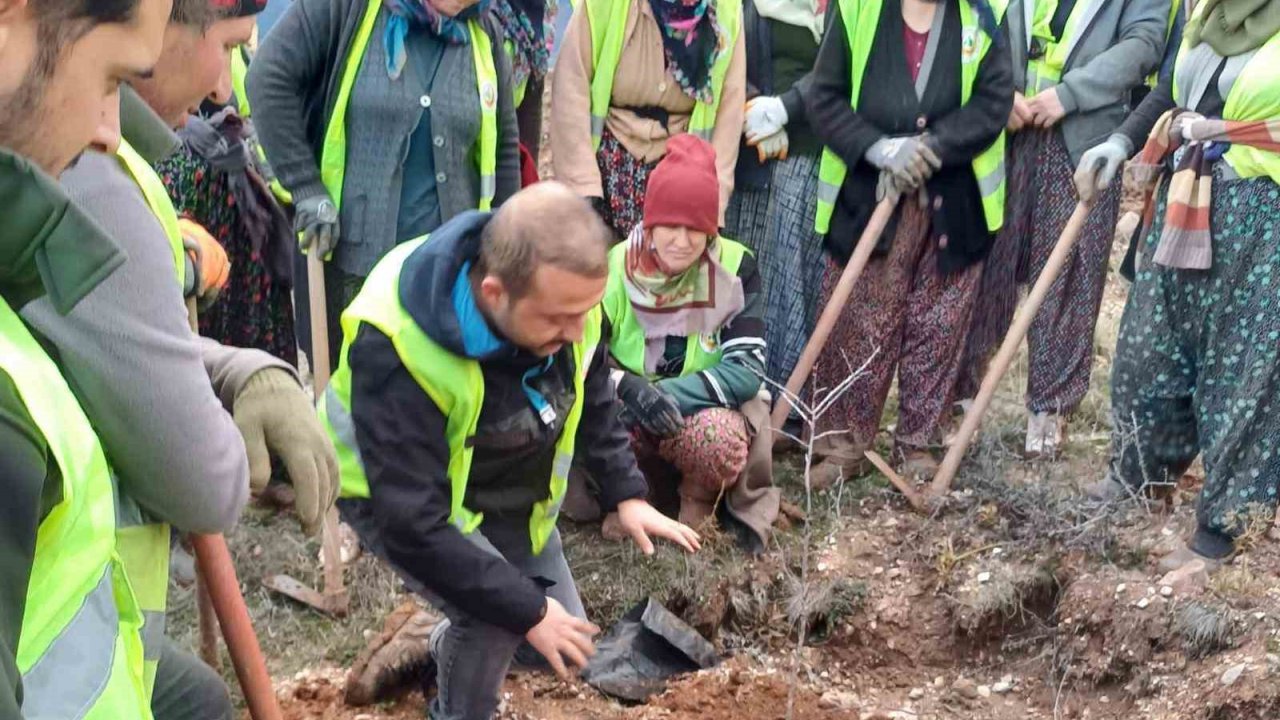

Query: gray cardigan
<box><xmin>247</xmin><ymin>0</ymin><xmax>520</xmax><ymax>276</ymax></box>
<box><xmin>1008</xmin><ymin>0</ymin><xmax>1170</xmax><ymax>164</ymax></box>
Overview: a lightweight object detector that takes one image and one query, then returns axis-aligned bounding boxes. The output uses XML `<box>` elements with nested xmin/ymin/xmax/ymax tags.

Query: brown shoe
<box><xmin>1157</xmin><ymin>543</ymin><xmax>1225</xmax><ymax>575</ymax></box>
<box><xmin>345</xmin><ymin>603</ymin><xmax>441</xmax><ymax>706</ymax></box>
<box><xmin>809</xmin><ymin>456</ymin><xmax>870</xmax><ymax>490</ymax></box>
<box><xmin>898</xmin><ymin>449</ymin><xmax>939</xmax><ymax>481</ymax></box>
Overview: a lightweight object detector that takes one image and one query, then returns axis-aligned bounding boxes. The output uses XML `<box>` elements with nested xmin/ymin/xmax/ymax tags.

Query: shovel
<box><xmin>770</xmin><ymin>198</ymin><xmax>897</xmax><ymax>432</ymax></box>
<box><xmin>262</xmin><ymin>252</ymin><xmax>349</xmax><ymax>615</ymax></box>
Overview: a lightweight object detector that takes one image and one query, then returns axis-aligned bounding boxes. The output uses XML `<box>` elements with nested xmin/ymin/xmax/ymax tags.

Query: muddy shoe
<box><xmin>809</xmin><ymin>456</ymin><xmax>869</xmax><ymax>490</ymax></box>
<box><xmin>1157</xmin><ymin>543</ymin><xmax>1225</xmax><ymax>575</ymax></box>
<box><xmin>897</xmin><ymin>449</ymin><xmax>939</xmax><ymax>481</ymax></box>
<box><xmin>345</xmin><ymin>603</ymin><xmax>442</xmax><ymax>706</ymax></box>
<box><xmin>1024</xmin><ymin>412</ymin><xmax>1066</xmax><ymax>458</ymax></box>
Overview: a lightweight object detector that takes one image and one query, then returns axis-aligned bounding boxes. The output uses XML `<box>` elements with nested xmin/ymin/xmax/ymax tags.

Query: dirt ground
<box><xmin>168</xmin><ymin>89</ymin><xmax>1280</xmax><ymax>719</ymax></box>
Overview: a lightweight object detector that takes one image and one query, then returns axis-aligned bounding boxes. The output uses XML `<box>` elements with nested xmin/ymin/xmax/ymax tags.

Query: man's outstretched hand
<box><xmin>525</xmin><ymin>597</ymin><xmax>600</xmax><ymax>680</ymax></box>
<box><xmin>616</xmin><ymin>498</ymin><xmax>702</xmax><ymax>555</ymax></box>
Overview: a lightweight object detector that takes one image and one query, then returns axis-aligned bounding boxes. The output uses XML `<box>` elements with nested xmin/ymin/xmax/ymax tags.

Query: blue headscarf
<box><xmin>383</xmin><ymin>0</ymin><xmax>493</xmax><ymax>79</ymax></box>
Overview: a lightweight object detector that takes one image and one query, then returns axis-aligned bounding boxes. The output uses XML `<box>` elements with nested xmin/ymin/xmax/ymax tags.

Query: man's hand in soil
<box><xmin>616</xmin><ymin>498</ymin><xmax>702</xmax><ymax>555</ymax></box>
<box><xmin>525</xmin><ymin>598</ymin><xmax>600</xmax><ymax>680</ymax></box>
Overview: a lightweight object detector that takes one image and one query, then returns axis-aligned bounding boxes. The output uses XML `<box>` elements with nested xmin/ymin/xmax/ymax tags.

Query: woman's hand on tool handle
<box><xmin>616</xmin><ymin>498</ymin><xmax>702</xmax><ymax>555</ymax></box>
<box><xmin>525</xmin><ymin>597</ymin><xmax>600</xmax><ymax>680</ymax></box>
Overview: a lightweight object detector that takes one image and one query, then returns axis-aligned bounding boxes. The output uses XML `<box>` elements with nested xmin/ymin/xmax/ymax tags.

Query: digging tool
<box><xmin>862</xmin><ymin>450</ymin><xmax>927</xmax><ymax>512</ymax></box>
<box><xmin>770</xmin><ymin>198</ymin><xmax>897</xmax><ymax>432</ymax></box>
<box><xmin>262</xmin><ymin>252</ymin><xmax>349</xmax><ymax>616</ymax></box>
<box><xmin>192</xmin><ymin>534</ymin><xmax>284</xmax><ymax>720</ymax></box>
<box><xmin>929</xmin><ymin>200</ymin><xmax>1095</xmax><ymax>499</ymax></box>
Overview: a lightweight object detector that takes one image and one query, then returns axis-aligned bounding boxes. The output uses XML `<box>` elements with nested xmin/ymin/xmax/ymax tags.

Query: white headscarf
<box><xmin>754</xmin><ymin>0</ymin><xmax>825</xmax><ymax>43</ymax></box>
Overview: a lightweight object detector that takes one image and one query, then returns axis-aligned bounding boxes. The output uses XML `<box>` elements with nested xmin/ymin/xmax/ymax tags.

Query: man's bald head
<box><xmin>478</xmin><ymin>182</ymin><xmax>611</xmax><ymax>300</ymax></box>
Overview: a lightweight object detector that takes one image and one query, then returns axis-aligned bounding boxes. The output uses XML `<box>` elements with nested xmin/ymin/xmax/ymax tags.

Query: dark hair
<box><xmin>171</xmin><ymin>0</ymin><xmax>219</xmax><ymax>28</ymax></box>
<box><xmin>26</xmin><ymin>0</ymin><xmax>140</xmax><ymax>95</ymax></box>
<box><xmin>477</xmin><ymin>185</ymin><xmax>611</xmax><ymax>300</ymax></box>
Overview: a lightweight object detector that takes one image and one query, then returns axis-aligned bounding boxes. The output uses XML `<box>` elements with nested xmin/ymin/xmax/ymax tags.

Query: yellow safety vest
<box><xmin>1172</xmin><ymin>9</ymin><xmax>1280</xmax><ymax>186</ymax></box>
<box><xmin>584</xmin><ymin>0</ymin><xmax>742</xmax><ymax>149</ymax></box>
<box><xmin>815</xmin><ymin>0</ymin><xmax>1008</xmax><ymax>235</ymax></box>
<box><xmin>1024</xmin><ymin>0</ymin><xmax>1092</xmax><ymax>95</ymax></box>
<box><xmin>601</xmin><ymin>237</ymin><xmax>748</xmax><ymax>378</ymax></box>
<box><xmin>319</xmin><ymin>238</ymin><xmax>602</xmax><ymax>555</ymax></box>
<box><xmin>113</xmin><ymin>138</ymin><xmax>184</xmax><ymax>696</ymax></box>
<box><xmin>231</xmin><ymin>45</ymin><xmax>251</xmax><ymax>118</ymax></box>
<box><xmin>320</xmin><ymin>0</ymin><xmax>500</xmax><ymax>213</ymax></box>
<box><xmin>1</xmin><ymin>297</ymin><xmax>152</xmax><ymax>720</ymax></box>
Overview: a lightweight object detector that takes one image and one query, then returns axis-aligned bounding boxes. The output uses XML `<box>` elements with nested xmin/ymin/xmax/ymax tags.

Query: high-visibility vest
<box><xmin>815</xmin><ymin>0</ymin><xmax>1008</xmax><ymax>235</ymax></box>
<box><xmin>113</xmin><ymin>138</ymin><xmax>184</xmax><ymax>696</ymax></box>
<box><xmin>1024</xmin><ymin>0</ymin><xmax>1092</xmax><ymax>95</ymax></box>
<box><xmin>504</xmin><ymin>39</ymin><xmax>531</xmax><ymax>107</ymax></box>
<box><xmin>1</xmin><ymin>297</ymin><xmax>152</xmax><ymax>720</ymax></box>
<box><xmin>1172</xmin><ymin>7</ymin><xmax>1280</xmax><ymax>186</ymax></box>
<box><xmin>319</xmin><ymin>237</ymin><xmax>602</xmax><ymax>555</ymax></box>
<box><xmin>231</xmin><ymin>45</ymin><xmax>251</xmax><ymax>118</ymax></box>
<box><xmin>584</xmin><ymin>0</ymin><xmax>742</xmax><ymax>149</ymax></box>
<box><xmin>116</xmin><ymin>139</ymin><xmax>185</xmax><ymax>289</ymax></box>
<box><xmin>601</xmin><ymin>237</ymin><xmax>748</xmax><ymax>378</ymax></box>
<box><xmin>319</xmin><ymin>0</ymin><xmax>499</xmax><ymax>213</ymax></box>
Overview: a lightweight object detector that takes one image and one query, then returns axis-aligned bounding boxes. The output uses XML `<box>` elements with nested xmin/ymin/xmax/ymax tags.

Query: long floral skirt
<box><xmin>724</xmin><ymin>153</ymin><xmax>825</xmax><ymax>388</ymax></box>
<box><xmin>1110</xmin><ymin>174</ymin><xmax>1280</xmax><ymax>539</ymax></box>
<box><xmin>595</xmin><ymin>127</ymin><xmax>658</xmax><ymax>239</ymax></box>
<box><xmin>811</xmin><ymin>201</ymin><xmax>982</xmax><ymax>453</ymax></box>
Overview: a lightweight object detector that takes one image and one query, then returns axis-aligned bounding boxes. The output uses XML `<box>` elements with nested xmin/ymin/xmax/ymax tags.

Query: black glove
<box><xmin>616</xmin><ymin>373</ymin><xmax>684</xmax><ymax>438</ymax></box>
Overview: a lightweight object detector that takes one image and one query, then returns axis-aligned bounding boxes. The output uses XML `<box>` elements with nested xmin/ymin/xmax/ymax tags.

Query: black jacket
<box><xmin>806</xmin><ymin>0</ymin><xmax>1013</xmax><ymax>273</ymax></box>
<box><xmin>342</xmin><ymin>212</ymin><xmax>647</xmax><ymax>636</ymax></box>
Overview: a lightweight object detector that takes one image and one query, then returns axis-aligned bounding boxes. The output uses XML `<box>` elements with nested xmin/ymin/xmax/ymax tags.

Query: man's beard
<box><xmin>0</xmin><ymin>61</ymin><xmax>57</xmax><ymax>174</ymax></box>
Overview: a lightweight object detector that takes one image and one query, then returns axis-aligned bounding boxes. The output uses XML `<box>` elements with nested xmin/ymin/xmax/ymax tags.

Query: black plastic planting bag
<box><xmin>581</xmin><ymin>597</ymin><xmax>720</xmax><ymax>701</ymax></box>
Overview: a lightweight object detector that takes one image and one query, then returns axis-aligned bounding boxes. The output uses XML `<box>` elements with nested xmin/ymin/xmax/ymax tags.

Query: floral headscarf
<box><xmin>647</xmin><ymin>0</ymin><xmax>726</xmax><ymax>103</ymax></box>
<box><xmin>492</xmin><ymin>0</ymin><xmax>558</xmax><ymax>90</ymax></box>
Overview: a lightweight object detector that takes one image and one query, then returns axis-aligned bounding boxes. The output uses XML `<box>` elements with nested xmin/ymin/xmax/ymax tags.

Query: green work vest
<box><xmin>1172</xmin><ymin>8</ymin><xmax>1280</xmax><ymax>186</ymax></box>
<box><xmin>585</xmin><ymin>0</ymin><xmax>742</xmax><ymax>149</ymax></box>
<box><xmin>319</xmin><ymin>238</ymin><xmax>603</xmax><ymax>555</ymax></box>
<box><xmin>116</xmin><ymin>139</ymin><xmax>185</xmax><ymax>289</ymax></box>
<box><xmin>0</xmin><ymin>297</ymin><xmax>152</xmax><ymax>720</ymax></box>
<box><xmin>601</xmin><ymin>237</ymin><xmax>748</xmax><ymax>378</ymax></box>
<box><xmin>815</xmin><ymin>0</ymin><xmax>1008</xmax><ymax>235</ymax></box>
<box><xmin>231</xmin><ymin>45</ymin><xmax>251</xmax><ymax>118</ymax></box>
<box><xmin>320</xmin><ymin>0</ymin><xmax>500</xmax><ymax>213</ymax></box>
<box><xmin>1024</xmin><ymin>0</ymin><xmax>1093</xmax><ymax>95</ymax></box>
<box><xmin>114</xmin><ymin>138</ymin><xmax>183</xmax><ymax>696</ymax></box>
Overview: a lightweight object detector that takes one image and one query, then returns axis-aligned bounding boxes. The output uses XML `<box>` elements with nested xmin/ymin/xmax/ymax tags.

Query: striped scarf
<box><xmin>1126</xmin><ymin>109</ymin><xmax>1280</xmax><ymax>270</ymax></box>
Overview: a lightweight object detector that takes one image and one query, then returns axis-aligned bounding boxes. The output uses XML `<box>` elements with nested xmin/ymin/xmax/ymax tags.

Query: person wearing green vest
<box><xmin>491</xmin><ymin>0</ymin><xmax>558</xmax><ymax>156</ymax></box>
<box><xmin>804</xmin><ymin>0</ymin><xmax>1012</xmax><ymax>486</ymax></box>
<box><xmin>585</xmin><ymin>135</ymin><xmax>780</xmax><ymax>551</ymax></box>
<box><xmin>550</xmin><ymin>0</ymin><xmax>746</xmax><ymax>238</ymax></box>
<box><xmin>248</xmin><ymin>0</ymin><xmax>521</xmax><ymax>369</ymax></box>
<box><xmin>23</xmin><ymin>3</ymin><xmax>341</xmax><ymax>718</ymax></box>
<box><xmin>1077</xmin><ymin>1</ymin><xmax>1280</xmax><ymax>574</ymax></box>
<box><xmin>323</xmin><ymin>183</ymin><xmax>700</xmax><ymax>718</ymax></box>
<box><xmin>0</xmin><ymin>0</ymin><xmax>171</xmax><ymax>716</ymax></box>
<box><xmin>953</xmin><ymin>0</ymin><xmax>1170</xmax><ymax>459</ymax></box>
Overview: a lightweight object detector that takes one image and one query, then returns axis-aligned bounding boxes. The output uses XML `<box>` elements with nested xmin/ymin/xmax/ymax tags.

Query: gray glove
<box><xmin>865</xmin><ymin>136</ymin><xmax>942</xmax><ymax>190</ymax></box>
<box><xmin>1073</xmin><ymin>134</ymin><xmax>1133</xmax><ymax>204</ymax></box>
<box><xmin>294</xmin><ymin>194</ymin><xmax>340</xmax><ymax>259</ymax></box>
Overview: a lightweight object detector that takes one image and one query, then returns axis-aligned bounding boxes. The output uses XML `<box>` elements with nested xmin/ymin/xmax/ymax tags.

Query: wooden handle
<box><xmin>931</xmin><ymin>201</ymin><xmax>1093</xmax><ymax>495</ymax></box>
<box><xmin>771</xmin><ymin>199</ymin><xmax>897</xmax><ymax>431</ymax></box>
<box><xmin>305</xmin><ymin>252</ymin><xmax>348</xmax><ymax>607</ymax></box>
<box><xmin>192</xmin><ymin>535</ymin><xmax>283</xmax><ymax>720</ymax></box>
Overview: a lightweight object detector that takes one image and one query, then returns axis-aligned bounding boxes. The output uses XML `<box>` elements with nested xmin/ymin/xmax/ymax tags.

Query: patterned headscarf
<box><xmin>647</xmin><ymin>0</ymin><xmax>725</xmax><ymax>103</ymax></box>
<box><xmin>383</xmin><ymin>0</ymin><xmax>493</xmax><ymax>79</ymax></box>
<box><xmin>492</xmin><ymin>0</ymin><xmax>558</xmax><ymax>90</ymax></box>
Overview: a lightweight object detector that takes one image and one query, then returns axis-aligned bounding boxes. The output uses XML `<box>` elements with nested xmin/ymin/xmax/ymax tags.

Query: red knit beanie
<box><xmin>643</xmin><ymin>134</ymin><xmax>719</xmax><ymax>237</ymax></box>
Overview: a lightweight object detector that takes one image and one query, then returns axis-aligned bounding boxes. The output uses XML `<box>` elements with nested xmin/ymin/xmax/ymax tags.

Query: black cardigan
<box><xmin>806</xmin><ymin>0</ymin><xmax>1013</xmax><ymax>273</ymax></box>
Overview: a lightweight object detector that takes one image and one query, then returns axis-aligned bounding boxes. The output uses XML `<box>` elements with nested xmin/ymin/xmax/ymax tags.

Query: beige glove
<box><xmin>233</xmin><ymin>368</ymin><xmax>340</xmax><ymax>536</ymax></box>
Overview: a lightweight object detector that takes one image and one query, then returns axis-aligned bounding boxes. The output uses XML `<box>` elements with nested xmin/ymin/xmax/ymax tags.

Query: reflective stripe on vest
<box><xmin>231</xmin><ymin>45</ymin><xmax>251</xmax><ymax>118</ymax></box>
<box><xmin>320</xmin><ymin>0</ymin><xmax>499</xmax><ymax>213</ymax></box>
<box><xmin>1171</xmin><ymin>10</ymin><xmax>1280</xmax><ymax>185</ymax></box>
<box><xmin>601</xmin><ymin>237</ymin><xmax>748</xmax><ymax>378</ymax></box>
<box><xmin>116</xmin><ymin>139</ymin><xmax>185</xmax><ymax>288</ymax></box>
<box><xmin>585</xmin><ymin>0</ymin><xmax>741</xmax><ymax>150</ymax></box>
<box><xmin>815</xmin><ymin>0</ymin><xmax>1007</xmax><ymax>235</ymax></box>
<box><xmin>0</xmin><ymin>298</ymin><xmax>151</xmax><ymax>720</ymax></box>
<box><xmin>320</xmin><ymin>237</ymin><xmax>602</xmax><ymax>555</ymax></box>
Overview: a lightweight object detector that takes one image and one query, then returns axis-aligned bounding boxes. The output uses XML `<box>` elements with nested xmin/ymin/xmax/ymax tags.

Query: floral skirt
<box><xmin>595</xmin><ymin>127</ymin><xmax>659</xmax><ymax>239</ymax></box>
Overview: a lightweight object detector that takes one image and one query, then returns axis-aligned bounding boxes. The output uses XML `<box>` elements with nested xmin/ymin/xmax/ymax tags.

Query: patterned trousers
<box><xmin>812</xmin><ymin>201</ymin><xmax>983</xmax><ymax>452</ymax></box>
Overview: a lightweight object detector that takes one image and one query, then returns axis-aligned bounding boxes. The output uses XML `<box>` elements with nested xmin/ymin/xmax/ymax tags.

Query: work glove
<box><xmin>865</xmin><ymin>135</ymin><xmax>942</xmax><ymax>191</ymax></box>
<box><xmin>616</xmin><ymin>373</ymin><xmax>684</xmax><ymax>438</ymax></box>
<box><xmin>744</xmin><ymin>96</ymin><xmax>789</xmax><ymax>144</ymax></box>
<box><xmin>179</xmin><ymin>218</ymin><xmax>230</xmax><ymax>310</ymax></box>
<box><xmin>294</xmin><ymin>194</ymin><xmax>340</xmax><ymax>260</ymax></box>
<box><xmin>1073</xmin><ymin>134</ymin><xmax>1133</xmax><ymax>204</ymax></box>
<box><xmin>233</xmin><ymin>368</ymin><xmax>340</xmax><ymax>536</ymax></box>
<box><xmin>751</xmin><ymin>128</ymin><xmax>790</xmax><ymax>163</ymax></box>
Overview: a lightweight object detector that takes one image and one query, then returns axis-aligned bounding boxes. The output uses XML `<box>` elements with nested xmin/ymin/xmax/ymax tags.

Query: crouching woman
<box><xmin>600</xmin><ymin>135</ymin><xmax>779</xmax><ymax>551</ymax></box>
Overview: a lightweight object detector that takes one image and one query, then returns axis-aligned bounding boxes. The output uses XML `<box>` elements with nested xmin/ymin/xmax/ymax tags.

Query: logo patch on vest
<box><xmin>699</xmin><ymin>333</ymin><xmax>720</xmax><ymax>354</ymax></box>
<box><xmin>481</xmin><ymin>82</ymin><xmax>498</xmax><ymax>112</ymax></box>
<box><xmin>961</xmin><ymin>28</ymin><xmax>979</xmax><ymax>62</ymax></box>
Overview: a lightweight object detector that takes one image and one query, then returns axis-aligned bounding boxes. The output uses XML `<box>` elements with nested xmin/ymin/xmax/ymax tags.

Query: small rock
<box><xmin>1100</xmin><ymin>696</ymin><xmax>1110</xmax><ymax>704</ymax></box>
<box><xmin>1116</xmin><ymin>583</ymin><xmax>1128</xmax><ymax>593</ymax></box>
<box><xmin>977</xmin><ymin>685</ymin><xmax>992</xmax><ymax>698</ymax></box>
<box><xmin>977</xmin><ymin>572</ymin><xmax>992</xmax><ymax>584</ymax></box>
<box><xmin>1256</xmin><ymin>613</ymin><xmax>1267</xmax><ymax>621</ymax></box>
<box><xmin>1158</xmin><ymin>560</ymin><xmax>1210</xmax><ymax>596</ymax></box>
<box><xmin>353</xmin><ymin>715</ymin><xmax>374</xmax><ymax>720</ymax></box>
<box><xmin>992</xmin><ymin>681</ymin><xmax>1012</xmax><ymax>694</ymax></box>
<box><xmin>821</xmin><ymin>690</ymin><xmax>860</xmax><ymax>711</ymax></box>
<box><xmin>952</xmin><ymin>678</ymin><xmax>980</xmax><ymax>700</ymax></box>
<box><xmin>934</xmin><ymin>676</ymin><xmax>945</xmax><ymax>687</ymax></box>
<box><xmin>888</xmin><ymin>568</ymin><xmax>902</xmax><ymax>579</ymax></box>
<box><xmin>1137</xmin><ymin>598</ymin><xmax>1150</xmax><ymax>609</ymax></box>
<box><xmin>818</xmin><ymin>562</ymin><xmax>829</xmax><ymax>572</ymax></box>
<box><xmin>874</xmin><ymin>567</ymin><xmax>885</xmax><ymax>576</ymax></box>
<box><xmin>909</xmin><ymin>688</ymin><xmax>924</xmax><ymax>700</ymax></box>
<box><xmin>1222</xmin><ymin>663</ymin><xmax>1247</xmax><ymax>687</ymax></box>
<box><xmin>1161</xmin><ymin>586</ymin><xmax>1173</xmax><ymax>597</ymax></box>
